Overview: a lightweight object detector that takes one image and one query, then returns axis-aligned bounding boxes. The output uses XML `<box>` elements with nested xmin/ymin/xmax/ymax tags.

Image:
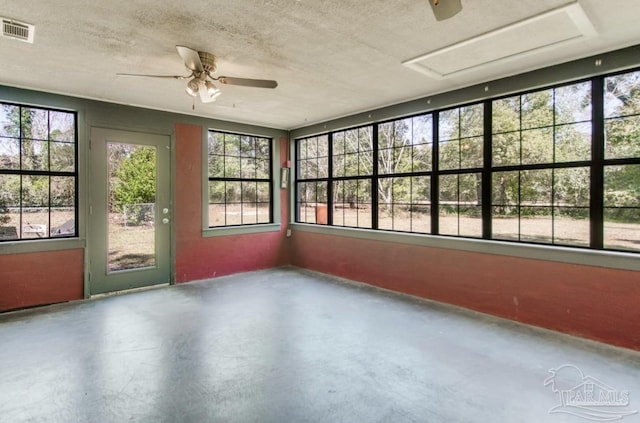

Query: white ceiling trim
<box><xmin>402</xmin><ymin>2</ymin><xmax>596</xmax><ymax>80</ymax></box>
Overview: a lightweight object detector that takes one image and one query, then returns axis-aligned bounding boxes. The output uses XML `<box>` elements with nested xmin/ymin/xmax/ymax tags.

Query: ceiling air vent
<box><xmin>2</xmin><ymin>18</ymin><xmax>34</xmax><ymax>43</ymax></box>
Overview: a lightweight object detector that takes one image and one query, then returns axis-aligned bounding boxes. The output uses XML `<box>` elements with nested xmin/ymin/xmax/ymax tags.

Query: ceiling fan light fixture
<box><xmin>204</xmin><ymin>80</ymin><xmax>220</xmax><ymax>98</ymax></box>
<box><xmin>186</xmin><ymin>78</ymin><xmax>200</xmax><ymax>97</ymax></box>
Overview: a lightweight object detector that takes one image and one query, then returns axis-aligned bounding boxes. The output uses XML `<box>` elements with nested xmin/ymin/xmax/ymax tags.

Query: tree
<box><xmin>0</xmin><ymin>194</ymin><xmax>10</xmax><ymax>225</ymax></box>
<box><xmin>111</xmin><ymin>146</ymin><xmax>156</xmax><ymax>223</ymax></box>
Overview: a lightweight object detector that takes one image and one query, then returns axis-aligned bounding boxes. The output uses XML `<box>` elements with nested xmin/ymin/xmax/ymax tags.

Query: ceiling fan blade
<box><xmin>217</xmin><ymin>76</ymin><xmax>278</xmax><ymax>89</ymax></box>
<box><xmin>428</xmin><ymin>0</ymin><xmax>462</xmax><ymax>21</ymax></box>
<box><xmin>117</xmin><ymin>73</ymin><xmax>188</xmax><ymax>80</ymax></box>
<box><xmin>176</xmin><ymin>45</ymin><xmax>204</xmax><ymax>73</ymax></box>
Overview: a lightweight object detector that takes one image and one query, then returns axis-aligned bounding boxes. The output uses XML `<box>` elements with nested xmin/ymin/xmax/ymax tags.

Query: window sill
<box><xmin>202</xmin><ymin>223</ymin><xmax>281</xmax><ymax>238</ymax></box>
<box><xmin>0</xmin><ymin>238</ymin><xmax>86</xmax><ymax>255</ymax></box>
<box><xmin>289</xmin><ymin>223</ymin><xmax>640</xmax><ymax>272</ymax></box>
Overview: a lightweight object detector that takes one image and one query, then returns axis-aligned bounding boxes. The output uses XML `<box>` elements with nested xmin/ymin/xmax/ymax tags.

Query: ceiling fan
<box><xmin>118</xmin><ymin>45</ymin><xmax>278</xmax><ymax>104</ymax></box>
<box><xmin>428</xmin><ymin>0</ymin><xmax>463</xmax><ymax>21</ymax></box>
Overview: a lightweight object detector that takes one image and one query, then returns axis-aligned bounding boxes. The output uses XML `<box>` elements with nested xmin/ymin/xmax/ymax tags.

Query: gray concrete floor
<box><xmin>1</xmin><ymin>267</ymin><xmax>639</xmax><ymax>423</ymax></box>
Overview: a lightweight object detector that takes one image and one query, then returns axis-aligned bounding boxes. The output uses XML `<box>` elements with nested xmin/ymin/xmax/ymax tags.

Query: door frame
<box><xmin>88</xmin><ymin>127</ymin><xmax>173</xmax><ymax>295</ymax></box>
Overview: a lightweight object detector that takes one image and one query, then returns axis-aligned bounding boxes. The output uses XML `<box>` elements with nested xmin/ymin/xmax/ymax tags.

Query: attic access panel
<box><xmin>403</xmin><ymin>3</ymin><xmax>596</xmax><ymax>79</ymax></box>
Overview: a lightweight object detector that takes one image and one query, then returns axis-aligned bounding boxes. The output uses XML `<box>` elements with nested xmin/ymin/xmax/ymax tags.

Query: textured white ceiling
<box><xmin>0</xmin><ymin>0</ymin><xmax>639</xmax><ymax>129</ymax></box>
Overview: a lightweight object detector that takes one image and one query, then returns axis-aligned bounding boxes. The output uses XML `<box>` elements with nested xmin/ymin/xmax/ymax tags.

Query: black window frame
<box><xmin>294</xmin><ymin>66</ymin><xmax>640</xmax><ymax>254</ymax></box>
<box><xmin>0</xmin><ymin>102</ymin><xmax>78</xmax><ymax>242</ymax></box>
<box><xmin>206</xmin><ymin>129</ymin><xmax>274</xmax><ymax>228</ymax></box>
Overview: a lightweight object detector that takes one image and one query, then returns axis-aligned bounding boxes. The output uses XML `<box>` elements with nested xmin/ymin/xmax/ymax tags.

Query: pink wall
<box><xmin>174</xmin><ymin>123</ymin><xmax>290</xmax><ymax>282</ymax></box>
<box><xmin>2</xmin><ymin>121</ymin><xmax>637</xmax><ymax>353</ymax></box>
<box><xmin>290</xmin><ymin>231</ymin><xmax>640</xmax><ymax>351</ymax></box>
<box><xmin>0</xmin><ymin>249</ymin><xmax>84</xmax><ymax>311</ymax></box>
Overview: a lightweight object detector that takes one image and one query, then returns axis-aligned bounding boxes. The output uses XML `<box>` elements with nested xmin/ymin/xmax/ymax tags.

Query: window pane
<box><xmin>439</xmin><ymin>138</ymin><xmax>459</xmax><ymax>170</ymax></box>
<box><xmin>51</xmin><ymin>176</ymin><xmax>75</xmax><ymax>237</ymax></box>
<box><xmin>297</xmin><ymin>181</ymin><xmax>327</xmax><ymax>224</ymax></box>
<box><xmin>554</xmin><ymin>207</ymin><xmax>589</xmax><ymax>247</ymax></box>
<box><xmin>411</xmin><ymin>176</ymin><xmax>431</xmax><ymax>233</ymax></box>
<box><xmin>439</xmin><ymin>105</ymin><xmax>483</xmax><ymax>170</ymax></box>
<box><xmin>257</xmin><ymin>182</ymin><xmax>270</xmax><ymax>203</ymax></box>
<box><xmin>460</xmin><ymin>104</ymin><xmax>484</xmax><ymax>138</ymax></box>
<box><xmin>0</xmin><ymin>104</ymin><xmax>20</xmax><ymax>137</ymax></box>
<box><xmin>521</xmin><ymin>128</ymin><xmax>553</xmax><ymax>164</ymax></box>
<box><xmin>379</xmin><ymin>121</ymin><xmax>397</xmax><ymax>150</ymax></box>
<box><xmin>22</xmin><ymin>108</ymin><xmax>48</xmax><ymax>140</ymax></box>
<box><xmin>209</xmin><ymin>181</ymin><xmax>226</xmax><ymax>226</ymax></box>
<box><xmin>459</xmin><ymin>173</ymin><xmax>482</xmax><ymax>237</ymax></box>
<box><xmin>439</xmin><ymin>109</ymin><xmax>459</xmax><ymax>141</ymax></box>
<box><xmin>555</xmin><ymin>122</ymin><xmax>591</xmax><ymax>162</ymax></box>
<box><xmin>492</xmin><ymin>206</ymin><xmax>519</xmax><ymax>241</ymax></box>
<box><xmin>520</xmin><ymin>207</ymin><xmax>552</xmax><ymax>244</ymax></box>
<box><xmin>413</xmin><ymin>115</ymin><xmax>433</xmax><ymax>145</ymax></box>
<box><xmin>22</xmin><ymin>139</ymin><xmax>49</xmax><ymax>171</ymax></box>
<box><xmin>602</xmin><ymin>164</ymin><xmax>639</xmax><ymax>250</ymax></box>
<box><xmin>256</xmin><ymin>159</ymin><xmax>270</xmax><ymax>180</ymax></box>
<box><xmin>460</xmin><ymin>136</ymin><xmax>483</xmax><ymax>169</ymax></box>
<box><xmin>492</xmin><ymin>132</ymin><xmax>520</xmax><ymax>166</ymax></box>
<box><xmin>334</xmin><ymin>179</ymin><xmax>371</xmax><ymax>228</ymax></box>
<box><xmin>605</xmin><ymin>115</ymin><xmax>640</xmax><ymax>160</ymax></box>
<box><xmin>492</xmin><ymin>171</ymin><xmax>519</xmax><ymax>240</ymax></box>
<box><xmin>224</xmin><ymin>155</ymin><xmax>240</xmax><ymax>178</ymax></box>
<box><xmin>241</xmin><ymin>157</ymin><xmax>257</xmax><ymax>179</ymax></box>
<box><xmin>344</xmin><ymin>153</ymin><xmax>359</xmax><ymax>177</ymax></box>
<box><xmin>317</xmin><ymin>135</ymin><xmax>329</xmax><ymax>158</ymax></box>
<box><xmin>412</xmin><ymin>142</ymin><xmax>432</xmax><ymax>172</ymax></box>
<box><xmin>49</xmin><ymin>111</ymin><xmax>75</xmax><ymax>142</ymax></box>
<box><xmin>242</xmin><ymin>203</ymin><xmax>258</xmax><ymax>225</ymax></box>
<box><xmin>209</xmin><ymin>180</ymin><xmax>225</xmax><ymax>203</ymax></box>
<box><xmin>332</xmin><ymin>127</ymin><xmax>374</xmax><ymax>178</ymax></box>
<box><xmin>604</xmin><ymin>165</ymin><xmax>640</xmax><ymax>207</ymax></box>
<box><xmin>439</xmin><ymin>174</ymin><xmax>458</xmax><ymax>236</ymax></box>
<box><xmin>378</xmin><ymin>177</ymin><xmax>395</xmax><ymax>231</ymax></box>
<box><xmin>604</xmin><ymin>70</ymin><xmax>640</xmax><ymax>118</ymax></box>
<box><xmin>492</xmin><ymin>171</ymin><xmax>519</xmax><ymax>206</ymax></box>
<box><xmin>0</xmin><ymin>137</ymin><xmax>20</xmax><ymax>170</ymax></box>
<box><xmin>22</xmin><ymin>175</ymin><xmax>50</xmax><ymax>239</ymax></box>
<box><xmin>225</xmin><ymin>134</ymin><xmax>240</xmax><ymax>156</ymax></box>
<box><xmin>493</xmin><ymin>96</ymin><xmax>520</xmax><ymax>134</ymax></box>
<box><xmin>521</xmin><ymin>89</ymin><xmax>553</xmax><ymax>129</ymax></box>
<box><xmin>208</xmin><ymin>132</ymin><xmax>225</xmax><ymax>155</ymax></box>
<box><xmin>333</xmin><ymin>154</ymin><xmax>345</xmax><ymax>177</ymax></box>
<box><xmin>242</xmin><ymin>181</ymin><xmax>257</xmax><ymax>203</ymax></box>
<box><xmin>521</xmin><ymin>169</ymin><xmax>552</xmax><ymax>204</ymax></box>
<box><xmin>257</xmin><ymin>203</ymin><xmax>271</xmax><ymax>224</ymax></box>
<box><xmin>208</xmin><ymin>154</ymin><xmax>224</xmax><ymax>178</ymax></box>
<box><xmin>0</xmin><ymin>174</ymin><xmax>20</xmax><ymax>240</ymax></box>
<box><xmin>554</xmin><ymin>82</ymin><xmax>591</xmax><ymax>125</ymax></box>
<box><xmin>554</xmin><ymin>167</ymin><xmax>590</xmax><ymax>207</ymax></box>
<box><xmin>240</xmin><ymin>136</ymin><xmax>255</xmax><ymax>157</ymax></box>
<box><xmin>50</xmin><ymin>141</ymin><xmax>75</xmax><ymax>172</ymax></box>
<box><xmin>604</xmin><ymin>208</ymin><xmax>640</xmax><ymax>252</ymax></box>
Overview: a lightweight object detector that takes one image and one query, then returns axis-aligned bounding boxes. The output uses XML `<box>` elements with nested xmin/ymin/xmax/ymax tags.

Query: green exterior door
<box><xmin>89</xmin><ymin>128</ymin><xmax>171</xmax><ymax>295</ymax></box>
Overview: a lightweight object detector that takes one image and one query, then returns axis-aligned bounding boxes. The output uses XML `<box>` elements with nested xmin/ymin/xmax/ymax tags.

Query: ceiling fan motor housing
<box><xmin>198</xmin><ymin>51</ymin><xmax>217</xmax><ymax>73</ymax></box>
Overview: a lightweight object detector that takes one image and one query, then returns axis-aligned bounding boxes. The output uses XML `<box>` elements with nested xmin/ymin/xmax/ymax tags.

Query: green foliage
<box><xmin>112</xmin><ymin>147</ymin><xmax>156</xmax><ymax>213</ymax></box>
<box><xmin>0</xmin><ymin>194</ymin><xmax>10</xmax><ymax>224</ymax></box>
